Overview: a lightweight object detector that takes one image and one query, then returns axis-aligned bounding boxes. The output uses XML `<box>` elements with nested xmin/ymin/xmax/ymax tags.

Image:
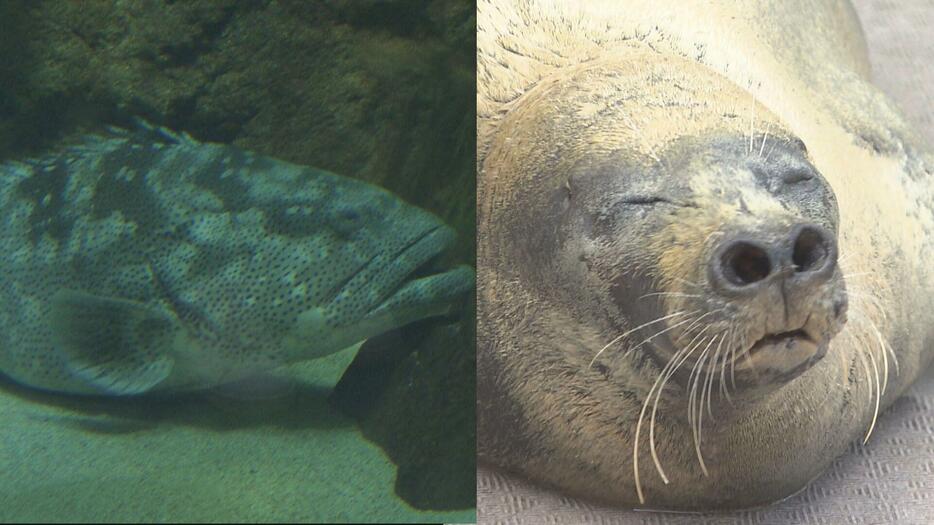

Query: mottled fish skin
<box><xmin>0</xmin><ymin>122</ymin><xmax>474</xmax><ymax>395</ymax></box>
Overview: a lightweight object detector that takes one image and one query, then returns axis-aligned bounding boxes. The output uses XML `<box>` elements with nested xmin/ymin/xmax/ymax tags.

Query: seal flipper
<box><xmin>49</xmin><ymin>290</ymin><xmax>177</xmax><ymax>396</ymax></box>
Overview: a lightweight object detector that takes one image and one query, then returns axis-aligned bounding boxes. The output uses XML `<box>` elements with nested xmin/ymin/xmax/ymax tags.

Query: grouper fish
<box><xmin>0</xmin><ymin>122</ymin><xmax>474</xmax><ymax>396</ymax></box>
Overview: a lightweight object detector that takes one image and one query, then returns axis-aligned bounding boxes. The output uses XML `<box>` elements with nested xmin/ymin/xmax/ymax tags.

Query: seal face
<box><xmin>571</xmin><ymin>134</ymin><xmax>848</xmax><ymax>399</ymax></box>
<box><xmin>479</xmin><ymin>0</ymin><xmax>934</xmax><ymax>511</ymax></box>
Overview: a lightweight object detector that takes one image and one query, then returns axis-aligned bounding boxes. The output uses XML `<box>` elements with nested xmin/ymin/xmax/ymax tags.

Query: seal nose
<box><xmin>709</xmin><ymin>223</ymin><xmax>837</xmax><ymax>295</ymax></box>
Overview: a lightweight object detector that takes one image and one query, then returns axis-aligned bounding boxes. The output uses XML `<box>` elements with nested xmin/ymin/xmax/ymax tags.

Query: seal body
<box><xmin>478</xmin><ymin>0</ymin><xmax>934</xmax><ymax>510</ymax></box>
<box><xmin>0</xmin><ymin>123</ymin><xmax>473</xmax><ymax>396</ymax></box>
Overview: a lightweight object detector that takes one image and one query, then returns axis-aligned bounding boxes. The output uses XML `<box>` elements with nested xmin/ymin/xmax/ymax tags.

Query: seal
<box><xmin>478</xmin><ymin>0</ymin><xmax>934</xmax><ymax>510</ymax></box>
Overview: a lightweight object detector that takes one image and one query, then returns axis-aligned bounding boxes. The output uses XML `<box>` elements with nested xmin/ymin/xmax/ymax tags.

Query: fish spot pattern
<box><xmin>0</xmin><ymin>123</ymin><xmax>468</xmax><ymax>394</ymax></box>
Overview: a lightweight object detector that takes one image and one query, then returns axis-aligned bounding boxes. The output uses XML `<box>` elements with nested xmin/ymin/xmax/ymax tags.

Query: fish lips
<box><xmin>365</xmin><ymin>223</ymin><xmax>474</xmax><ymax>318</ymax></box>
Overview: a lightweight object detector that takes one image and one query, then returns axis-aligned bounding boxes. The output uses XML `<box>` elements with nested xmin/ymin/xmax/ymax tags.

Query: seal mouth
<box><xmin>747</xmin><ymin>329</ymin><xmax>812</xmax><ymax>356</ymax></box>
<box><xmin>730</xmin><ymin>325</ymin><xmax>825</xmax><ymax>380</ymax></box>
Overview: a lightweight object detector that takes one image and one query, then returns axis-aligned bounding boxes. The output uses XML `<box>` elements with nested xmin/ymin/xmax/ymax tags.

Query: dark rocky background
<box><xmin>0</xmin><ymin>0</ymin><xmax>475</xmax><ymax>511</ymax></box>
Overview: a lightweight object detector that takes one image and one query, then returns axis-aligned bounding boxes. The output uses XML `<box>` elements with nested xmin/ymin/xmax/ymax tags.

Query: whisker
<box><xmin>672</xmin><ymin>277</ymin><xmax>702</xmax><ymax>289</ymax></box>
<box><xmin>678</xmin><ymin>309</ymin><xmax>725</xmax><ymax>341</ymax></box>
<box><xmin>846</xmin><ymin>290</ymin><xmax>889</xmax><ymax>324</ymax></box>
<box><xmin>863</xmin><ymin>342</ymin><xmax>882</xmax><ymax>444</ymax></box>
<box><xmin>634</xmin><ymin>323</ymin><xmax>717</xmax><ymax>503</ymax></box>
<box><xmin>748</xmin><ymin>93</ymin><xmax>756</xmax><ymax>156</ymax></box>
<box><xmin>622</xmin><ymin>310</ymin><xmax>720</xmax><ymax>359</ymax></box>
<box><xmin>703</xmin><ymin>230</ymin><xmax>725</xmax><ymax>245</ymax></box>
<box><xmin>705</xmin><ymin>331</ymin><xmax>726</xmax><ymax>419</ymax></box>
<box><xmin>589</xmin><ymin>310</ymin><xmax>698</xmax><ymax>368</ymax></box>
<box><xmin>848</xmin><ymin>332</ymin><xmax>877</xmax><ymax>445</ymax></box>
<box><xmin>717</xmin><ymin>326</ymin><xmax>734</xmax><ymax>404</ymax></box>
<box><xmin>634</xmin><ymin>331</ymin><xmax>707</xmax><ymax>503</ymax></box>
<box><xmin>849</xmin><ymin>307</ymin><xmax>899</xmax><ymax>382</ymax></box>
<box><xmin>639</xmin><ymin>292</ymin><xmax>702</xmax><ymax>300</ymax></box>
<box><xmin>728</xmin><ymin>325</ymin><xmax>739</xmax><ymax>393</ymax></box>
<box><xmin>758</xmin><ymin>121</ymin><xmax>771</xmax><ymax>158</ymax></box>
<box><xmin>688</xmin><ymin>334</ymin><xmax>720</xmax><ymax>476</ymax></box>
<box><xmin>678</xmin><ymin>326</ymin><xmax>717</xmax><ymax>448</ymax></box>
<box><xmin>648</xmin><ymin>333</ymin><xmax>709</xmax><ymax>483</ymax></box>
<box><xmin>841</xmin><ymin>271</ymin><xmax>873</xmax><ymax>279</ymax></box>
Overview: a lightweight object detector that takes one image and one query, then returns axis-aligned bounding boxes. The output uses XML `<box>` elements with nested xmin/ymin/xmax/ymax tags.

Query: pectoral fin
<box><xmin>49</xmin><ymin>290</ymin><xmax>178</xmax><ymax>395</ymax></box>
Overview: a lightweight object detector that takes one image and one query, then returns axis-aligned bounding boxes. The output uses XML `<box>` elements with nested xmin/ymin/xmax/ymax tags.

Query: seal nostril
<box><xmin>792</xmin><ymin>227</ymin><xmax>828</xmax><ymax>272</ymax></box>
<box><xmin>721</xmin><ymin>242</ymin><xmax>772</xmax><ymax>286</ymax></box>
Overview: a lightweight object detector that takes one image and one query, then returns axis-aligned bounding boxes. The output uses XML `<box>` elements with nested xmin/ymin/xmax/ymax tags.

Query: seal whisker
<box><xmin>847</xmin><ymin>289</ymin><xmax>889</xmax><ymax>324</ymax></box>
<box><xmin>635</xmin><ymin>326</ymin><xmax>714</xmax><ymax>503</ymax></box>
<box><xmin>747</xmin><ymin>92</ymin><xmax>756</xmax><ymax>156</ymax></box>
<box><xmin>871</xmin><ymin>320</ymin><xmax>899</xmax><ymax>378</ymax></box>
<box><xmin>688</xmin><ymin>334</ymin><xmax>720</xmax><ymax>477</ymax></box>
<box><xmin>649</xmin><ymin>332</ymin><xmax>711</xmax><ymax>483</ymax></box>
<box><xmin>680</xmin><ymin>326</ymin><xmax>716</xmax><ymax>442</ymax></box>
<box><xmin>589</xmin><ymin>310</ymin><xmax>698</xmax><ymax>368</ymax></box>
<box><xmin>672</xmin><ymin>277</ymin><xmax>702</xmax><ymax>289</ymax></box>
<box><xmin>758</xmin><ymin>121</ymin><xmax>772</xmax><ymax>158</ymax></box>
<box><xmin>863</xmin><ymin>340</ymin><xmax>882</xmax><ymax>444</ymax></box>
<box><xmin>841</xmin><ymin>271</ymin><xmax>872</xmax><ymax>279</ymax></box>
<box><xmin>836</xmin><ymin>322</ymin><xmax>883</xmax><ymax>444</ymax></box>
<box><xmin>736</xmin><ymin>330</ymin><xmax>755</xmax><ymax>371</ymax></box>
<box><xmin>854</xmin><ymin>309</ymin><xmax>899</xmax><ymax>386</ymax></box>
<box><xmin>638</xmin><ymin>292</ymin><xmax>702</xmax><ymax>300</ymax></box>
<box><xmin>846</xmin><ymin>325</ymin><xmax>879</xmax><ymax>445</ymax></box>
<box><xmin>699</xmin><ymin>338</ymin><xmax>719</xmax><ymax>470</ymax></box>
<box><xmin>677</xmin><ymin>309</ymin><xmax>726</xmax><ymax>343</ymax></box>
<box><xmin>686</xmin><ymin>332</ymin><xmax>712</xmax><ymax>459</ymax></box>
<box><xmin>688</xmin><ymin>345</ymin><xmax>705</xmax><ymax>468</ymax></box>
<box><xmin>634</xmin><ymin>342</ymin><xmax>693</xmax><ymax>502</ymax></box>
<box><xmin>848</xmin><ymin>295</ymin><xmax>898</xmax><ymax>379</ymax></box>
<box><xmin>718</xmin><ymin>325</ymin><xmax>734</xmax><ymax>403</ymax></box>
<box><xmin>705</xmin><ymin>331</ymin><xmax>727</xmax><ymax>418</ymax></box>
<box><xmin>727</xmin><ymin>324</ymin><xmax>740</xmax><ymax>394</ymax></box>
<box><xmin>622</xmin><ymin>310</ymin><xmax>718</xmax><ymax>359</ymax></box>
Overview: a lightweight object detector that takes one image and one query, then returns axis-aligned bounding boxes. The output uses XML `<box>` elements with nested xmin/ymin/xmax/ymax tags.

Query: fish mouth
<box><xmin>409</xmin><ymin>247</ymin><xmax>450</xmax><ymax>280</ymax></box>
<box><xmin>365</xmin><ymin>223</ymin><xmax>473</xmax><ymax>317</ymax></box>
<box><xmin>384</xmin><ymin>224</ymin><xmax>453</xmax><ymax>291</ymax></box>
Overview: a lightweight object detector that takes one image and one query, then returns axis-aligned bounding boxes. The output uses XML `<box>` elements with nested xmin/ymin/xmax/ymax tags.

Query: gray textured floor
<box><xmin>477</xmin><ymin>1</ymin><xmax>934</xmax><ymax>523</ymax></box>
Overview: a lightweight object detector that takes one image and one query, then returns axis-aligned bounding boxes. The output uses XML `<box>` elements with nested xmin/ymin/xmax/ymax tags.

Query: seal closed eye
<box><xmin>478</xmin><ymin>0</ymin><xmax>934</xmax><ymax>510</ymax></box>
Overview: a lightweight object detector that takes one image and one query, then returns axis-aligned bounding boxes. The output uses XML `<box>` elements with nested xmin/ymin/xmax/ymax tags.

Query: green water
<box><xmin>0</xmin><ymin>0</ymin><xmax>476</xmax><ymax>522</ymax></box>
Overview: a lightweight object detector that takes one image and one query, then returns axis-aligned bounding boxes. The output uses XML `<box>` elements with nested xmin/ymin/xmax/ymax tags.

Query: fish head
<box><xmin>261</xmin><ymin>171</ymin><xmax>474</xmax><ymax>361</ymax></box>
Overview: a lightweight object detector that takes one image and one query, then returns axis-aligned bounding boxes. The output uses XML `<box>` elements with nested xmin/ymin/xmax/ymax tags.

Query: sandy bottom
<box><xmin>0</xmin><ymin>345</ymin><xmax>475</xmax><ymax>523</ymax></box>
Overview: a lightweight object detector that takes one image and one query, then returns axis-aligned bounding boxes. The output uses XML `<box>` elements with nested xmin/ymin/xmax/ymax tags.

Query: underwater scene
<box><xmin>0</xmin><ymin>1</ymin><xmax>476</xmax><ymax>523</ymax></box>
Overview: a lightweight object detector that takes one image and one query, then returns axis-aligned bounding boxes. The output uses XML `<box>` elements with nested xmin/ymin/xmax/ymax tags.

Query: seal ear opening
<box><xmin>49</xmin><ymin>290</ymin><xmax>176</xmax><ymax>396</ymax></box>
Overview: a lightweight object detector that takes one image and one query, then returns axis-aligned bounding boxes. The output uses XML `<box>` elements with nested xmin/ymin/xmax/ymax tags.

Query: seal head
<box><xmin>477</xmin><ymin>53</ymin><xmax>903</xmax><ymax>509</ymax></box>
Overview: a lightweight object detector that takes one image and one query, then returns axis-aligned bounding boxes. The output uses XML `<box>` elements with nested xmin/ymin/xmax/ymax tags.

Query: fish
<box><xmin>0</xmin><ymin>122</ymin><xmax>474</xmax><ymax>396</ymax></box>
